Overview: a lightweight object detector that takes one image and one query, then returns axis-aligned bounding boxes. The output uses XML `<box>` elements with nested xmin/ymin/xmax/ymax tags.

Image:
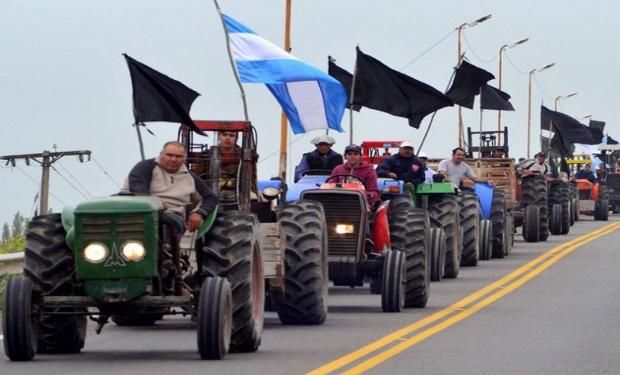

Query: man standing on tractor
<box><xmin>124</xmin><ymin>141</ymin><xmax>218</xmax><ymax>233</ymax></box>
<box><xmin>331</xmin><ymin>144</ymin><xmax>380</xmax><ymax>207</ymax></box>
<box><xmin>438</xmin><ymin>147</ymin><xmax>491</xmax><ymax>188</ymax></box>
<box><xmin>294</xmin><ymin>135</ymin><xmax>343</xmax><ymax>182</ymax></box>
<box><xmin>417</xmin><ymin>151</ymin><xmax>436</xmax><ymax>183</ymax></box>
<box><xmin>376</xmin><ymin>141</ymin><xmax>426</xmax><ymax>185</ymax></box>
<box><xmin>574</xmin><ymin>163</ymin><xmax>597</xmax><ymax>183</ymax></box>
<box><xmin>517</xmin><ymin>152</ymin><xmax>552</xmax><ymax>179</ymax></box>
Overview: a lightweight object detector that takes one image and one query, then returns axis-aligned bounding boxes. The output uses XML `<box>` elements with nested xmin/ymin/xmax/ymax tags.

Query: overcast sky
<box><xmin>1</xmin><ymin>0</ymin><xmax>618</xmax><ymax>225</ymax></box>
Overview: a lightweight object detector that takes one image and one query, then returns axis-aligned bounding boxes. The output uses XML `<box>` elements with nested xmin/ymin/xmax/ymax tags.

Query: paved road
<box><xmin>2</xmin><ymin>217</ymin><xmax>619</xmax><ymax>375</ymax></box>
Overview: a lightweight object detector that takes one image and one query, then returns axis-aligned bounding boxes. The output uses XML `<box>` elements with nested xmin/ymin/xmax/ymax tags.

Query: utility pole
<box><xmin>0</xmin><ymin>149</ymin><xmax>91</xmax><ymax>215</ymax></box>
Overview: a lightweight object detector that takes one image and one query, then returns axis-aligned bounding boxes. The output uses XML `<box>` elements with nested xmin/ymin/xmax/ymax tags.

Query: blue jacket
<box><xmin>376</xmin><ymin>154</ymin><xmax>426</xmax><ymax>185</ymax></box>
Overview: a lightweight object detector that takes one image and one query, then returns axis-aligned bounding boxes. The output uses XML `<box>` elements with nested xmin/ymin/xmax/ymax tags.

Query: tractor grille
<box><xmin>81</xmin><ymin>214</ymin><xmax>145</xmax><ymax>240</ymax></box>
<box><xmin>302</xmin><ymin>191</ymin><xmax>365</xmax><ymax>258</ymax></box>
<box><xmin>579</xmin><ymin>190</ymin><xmax>591</xmax><ymax>200</ymax></box>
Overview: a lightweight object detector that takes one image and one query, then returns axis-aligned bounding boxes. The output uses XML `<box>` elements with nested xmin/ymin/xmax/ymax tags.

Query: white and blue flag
<box><xmin>223</xmin><ymin>14</ymin><xmax>346</xmax><ymax>134</ymax></box>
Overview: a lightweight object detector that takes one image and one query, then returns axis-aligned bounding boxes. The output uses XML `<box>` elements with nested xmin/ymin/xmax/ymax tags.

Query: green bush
<box><xmin>0</xmin><ymin>235</ymin><xmax>25</xmax><ymax>255</ymax></box>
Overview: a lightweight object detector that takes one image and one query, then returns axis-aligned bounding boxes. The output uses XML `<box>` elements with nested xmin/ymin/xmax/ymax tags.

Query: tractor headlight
<box><xmin>335</xmin><ymin>224</ymin><xmax>354</xmax><ymax>234</ymax></box>
<box><xmin>262</xmin><ymin>187</ymin><xmax>280</xmax><ymax>201</ymax></box>
<box><xmin>121</xmin><ymin>241</ymin><xmax>146</xmax><ymax>261</ymax></box>
<box><xmin>83</xmin><ymin>242</ymin><xmax>108</xmax><ymax>263</ymax></box>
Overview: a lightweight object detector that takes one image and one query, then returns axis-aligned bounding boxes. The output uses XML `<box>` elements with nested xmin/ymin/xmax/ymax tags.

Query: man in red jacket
<box><xmin>331</xmin><ymin>144</ymin><xmax>380</xmax><ymax>207</ymax></box>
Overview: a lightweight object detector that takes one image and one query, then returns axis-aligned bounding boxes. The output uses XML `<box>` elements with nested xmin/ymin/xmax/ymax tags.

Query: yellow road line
<box><xmin>308</xmin><ymin>222</ymin><xmax>620</xmax><ymax>375</ymax></box>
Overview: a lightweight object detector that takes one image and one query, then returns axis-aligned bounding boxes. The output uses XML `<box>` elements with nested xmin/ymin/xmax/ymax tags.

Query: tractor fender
<box><xmin>196</xmin><ymin>207</ymin><xmax>218</xmax><ymax>239</ymax></box>
<box><xmin>372</xmin><ymin>201</ymin><xmax>391</xmax><ymax>253</ymax></box>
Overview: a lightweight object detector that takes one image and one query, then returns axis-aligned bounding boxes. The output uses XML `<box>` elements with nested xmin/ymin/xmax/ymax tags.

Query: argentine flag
<box><xmin>223</xmin><ymin>14</ymin><xmax>346</xmax><ymax>134</ymax></box>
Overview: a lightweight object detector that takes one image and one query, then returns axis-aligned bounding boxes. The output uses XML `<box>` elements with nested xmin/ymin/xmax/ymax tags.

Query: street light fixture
<box><xmin>456</xmin><ymin>13</ymin><xmax>492</xmax><ymax>147</ymax></box>
<box><xmin>527</xmin><ymin>62</ymin><xmax>555</xmax><ymax>158</ymax></box>
<box><xmin>554</xmin><ymin>92</ymin><xmax>578</xmax><ymax>111</ymax></box>
<box><xmin>497</xmin><ymin>37</ymin><xmax>529</xmax><ymax>140</ymax></box>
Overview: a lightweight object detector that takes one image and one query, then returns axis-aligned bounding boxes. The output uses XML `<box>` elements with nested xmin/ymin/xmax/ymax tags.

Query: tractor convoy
<box><xmin>3</xmin><ymin>120</ymin><xmax>615</xmax><ymax>362</ymax></box>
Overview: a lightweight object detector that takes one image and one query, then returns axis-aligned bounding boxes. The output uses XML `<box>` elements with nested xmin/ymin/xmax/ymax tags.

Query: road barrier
<box><xmin>0</xmin><ymin>252</ymin><xmax>24</xmax><ymax>277</ymax></box>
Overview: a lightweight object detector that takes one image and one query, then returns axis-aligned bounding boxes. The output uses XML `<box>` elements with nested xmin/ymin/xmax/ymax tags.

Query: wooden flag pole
<box><xmin>278</xmin><ymin>0</ymin><xmax>292</xmax><ymax>181</ymax></box>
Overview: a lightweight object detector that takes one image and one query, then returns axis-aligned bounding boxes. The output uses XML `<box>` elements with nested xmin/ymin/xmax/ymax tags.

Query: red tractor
<box><xmin>301</xmin><ymin>175</ymin><xmax>430</xmax><ymax>312</ymax></box>
<box><xmin>575</xmin><ymin>179</ymin><xmax>609</xmax><ymax>220</ymax></box>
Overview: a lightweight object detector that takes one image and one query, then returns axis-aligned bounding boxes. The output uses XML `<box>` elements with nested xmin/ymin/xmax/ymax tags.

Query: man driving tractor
<box><xmin>331</xmin><ymin>144</ymin><xmax>380</xmax><ymax>207</ymax></box>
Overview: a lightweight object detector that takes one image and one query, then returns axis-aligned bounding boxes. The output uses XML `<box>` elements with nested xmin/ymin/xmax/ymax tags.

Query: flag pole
<box><xmin>278</xmin><ymin>0</ymin><xmax>292</xmax><ymax>180</ymax></box>
<box><xmin>349</xmin><ymin>46</ymin><xmax>360</xmax><ymax>145</ymax></box>
<box><xmin>134</xmin><ymin>123</ymin><xmax>146</xmax><ymax>161</ymax></box>
<box><xmin>417</xmin><ymin>61</ymin><xmax>459</xmax><ymax>154</ymax></box>
<box><xmin>213</xmin><ymin>0</ymin><xmax>249</xmax><ymax>121</ymax></box>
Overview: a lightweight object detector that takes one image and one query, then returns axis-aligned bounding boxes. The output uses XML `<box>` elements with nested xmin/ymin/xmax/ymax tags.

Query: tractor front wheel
<box><xmin>197</xmin><ymin>276</ymin><xmax>232</xmax><ymax>360</ymax></box>
<box><xmin>428</xmin><ymin>195</ymin><xmax>462</xmax><ymax>279</ymax></box>
<box><xmin>479</xmin><ymin>220</ymin><xmax>493</xmax><ymax>260</ymax></box>
<box><xmin>381</xmin><ymin>250</ymin><xmax>405</xmax><ymax>313</ymax></box>
<box><xmin>3</xmin><ymin>276</ymin><xmax>37</xmax><ymax>361</ymax></box>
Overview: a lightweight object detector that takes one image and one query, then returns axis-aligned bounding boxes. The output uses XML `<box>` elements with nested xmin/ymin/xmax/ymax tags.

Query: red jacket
<box><xmin>331</xmin><ymin>162</ymin><xmax>380</xmax><ymax>206</ymax></box>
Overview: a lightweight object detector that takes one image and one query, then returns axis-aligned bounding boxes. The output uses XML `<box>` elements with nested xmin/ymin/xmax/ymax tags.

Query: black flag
<box><xmin>124</xmin><ymin>54</ymin><xmax>203</xmax><ymax>134</ymax></box>
<box><xmin>608</xmin><ymin>136</ymin><xmax>619</xmax><ymax>145</ymax></box>
<box><xmin>589</xmin><ymin>120</ymin><xmax>605</xmax><ymax>132</ymax></box>
<box><xmin>480</xmin><ymin>84</ymin><xmax>514</xmax><ymax>111</ymax></box>
<box><xmin>328</xmin><ymin>57</ymin><xmax>361</xmax><ymax>111</ymax></box>
<box><xmin>540</xmin><ymin>106</ymin><xmax>596</xmax><ymax>144</ymax></box>
<box><xmin>352</xmin><ymin>47</ymin><xmax>453</xmax><ymax>128</ymax></box>
<box><xmin>445</xmin><ymin>61</ymin><xmax>495</xmax><ymax>109</ymax></box>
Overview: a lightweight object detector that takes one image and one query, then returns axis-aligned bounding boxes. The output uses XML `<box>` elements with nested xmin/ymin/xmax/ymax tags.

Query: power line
<box><xmin>90</xmin><ymin>157</ymin><xmax>122</xmax><ymax>189</ymax></box>
<box><xmin>400</xmin><ymin>29</ymin><xmax>456</xmax><ymax>71</ymax></box>
<box><xmin>533</xmin><ymin>75</ymin><xmax>554</xmax><ymax>100</ymax></box>
<box><xmin>462</xmin><ymin>31</ymin><xmax>497</xmax><ymax>64</ymax></box>
<box><xmin>50</xmin><ymin>165</ymin><xmax>90</xmax><ymax>200</ymax></box>
<box><xmin>56</xmin><ymin>160</ymin><xmax>93</xmax><ymax>198</ymax></box>
<box><xmin>14</xmin><ymin>165</ymin><xmax>68</xmax><ymax>207</ymax></box>
<box><xmin>503</xmin><ymin>51</ymin><xmax>528</xmax><ymax>75</ymax></box>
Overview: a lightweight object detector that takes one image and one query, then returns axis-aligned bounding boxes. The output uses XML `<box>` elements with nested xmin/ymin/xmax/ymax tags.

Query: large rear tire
<box><xmin>274</xmin><ymin>200</ymin><xmax>328</xmax><ymax>325</ymax></box>
<box><xmin>23</xmin><ymin>214</ymin><xmax>86</xmax><ymax>354</ymax></box>
<box><xmin>197</xmin><ymin>276</ymin><xmax>232</xmax><ymax>360</ymax></box>
<box><xmin>459</xmin><ymin>191</ymin><xmax>480</xmax><ymax>267</ymax></box>
<box><xmin>429</xmin><ymin>227</ymin><xmax>446</xmax><ymax>281</ymax></box>
<box><xmin>3</xmin><ymin>276</ymin><xmax>37</xmax><ymax>361</ymax></box>
<box><xmin>428</xmin><ymin>194</ymin><xmax>461</xmax><ymax>279</ymax></box>
<box><xmin>491</xmin><ymin>188</ymin><xmax>506</xmax><ymax>259</ymax></box>
<box><xmin>201</xmin><ymin>211</ymin><xmax>264</xmax><ymax>353</ymax></box>
<box><xmin>548</xmin><ymin>182</ymin><xmax>570</xmax><ymax>235</ymax></box>
<box><xmin>522</xmin><ymin>176</ymin><xmax>548</xmax><ymax>241</ymax></box>
<box><xmin>381</xmin><ymin>250</ymin><xmax>405</xmax><ymax>313</ymax></box>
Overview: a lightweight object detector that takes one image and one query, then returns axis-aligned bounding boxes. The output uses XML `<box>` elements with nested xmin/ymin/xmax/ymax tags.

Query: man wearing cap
<box><xmin>417</xmin><ymin>152</ymin><xmax>436</xmax><ymax>183</ymax></box>
<box><xmin>438</xmin><ymin>147</ymin><xmax>491</xmax><ymax>188</ymax></box>
<box><xmin>518</xmin><ymin>152</ymin><xmax>552</xmax><ymax>177</ymax></box>
<box><xmin>376</xmin><ymin>141</ymin><xmax>426</xmax><ymax>185</ymax></box>
<box><xmin>492</xmin><ymin>146</ymin><xmax>506</xmax><ymax>158</ymax></box>
<box><xmin>331</xmin><ymin>144</ymin><xmax>380</xmax><ymax>207</ymax></box>
<box><xmin>294</xmin><ymin>135</ymin><xmax>343</xmax><ymax>182</ymax></box>
<box><xmin>574</xmin><ymin>163</ymin><xmax>597</xmax><ymax>183</ymax></box>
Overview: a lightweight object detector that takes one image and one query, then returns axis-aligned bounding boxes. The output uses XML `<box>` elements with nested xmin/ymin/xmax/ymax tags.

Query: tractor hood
<box><xmin>74</xmin><ymin>196</ymin><xmax>164</xmax><ymax>215</ymax></box>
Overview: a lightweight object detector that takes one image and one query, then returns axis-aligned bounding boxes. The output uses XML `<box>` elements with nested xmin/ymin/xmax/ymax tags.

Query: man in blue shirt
<box><xmin>294</xmin><ymin>135</ymin><xmax>343</xmax><ymax>182</ymax></box>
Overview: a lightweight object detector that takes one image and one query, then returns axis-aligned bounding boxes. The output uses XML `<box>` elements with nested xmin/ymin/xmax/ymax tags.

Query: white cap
<box><xmin>417</xmin><ymin>151</ymin><xmax>428</xmax><ymax>158</ymax></box>
<box><xmin>311</xmin><ymin>135</ymin><xmax>336</xmax><ymax>145</ymax></box>
<box><xmin>400</xmin><ymin>141</ymin><xmax>414</xmax><ymax>149</ymax></box>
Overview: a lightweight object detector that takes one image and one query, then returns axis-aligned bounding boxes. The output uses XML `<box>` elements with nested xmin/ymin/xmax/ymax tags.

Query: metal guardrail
<box><xmin>0</xmin><ymin>252</ymin><xmax>24</xmax><ymax>276</ymax></box>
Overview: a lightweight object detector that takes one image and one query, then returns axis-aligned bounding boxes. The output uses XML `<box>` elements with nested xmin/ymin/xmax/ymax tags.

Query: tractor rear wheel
<box><xmin>491</xmin><ymin>188</ymin><xmax>506</xmax><ymax>259</ymax></box>
<box><xmin>429</xmin><ymin>227</ymin><xmax>446</xmax><ymax>281</ymax></box>
<box><xmin>522</xmin><ymin>176</ymin><xmax>548</xmax><ymax>241</ymax></box>
<box><xmin>201</xmin><ymin>211</ymin><xmax>264</xmax><ymax>353</ymax></box>
<box><xmin>381</xmin><ymin>250</ymin><xmax>405</xmax><ymax>313</ymax></box>
<box><xmin>274</xmin><ymin>200</ymin><xmax>328</xmax><ymax>325</ymax></box>
<box><xmin>428</xmin><ymin>194</ymin><xmax>461</xmax><ymax>279</ymax></box>
<box><xmin>197</xmin><ymin>276</ymin><xmax>232</xmax><ymax>360</ymax></box>
<box><xmin>3</xmin><ymin>276</ymin><xmax>37</xmax><ymax>361</ymax></box>
<box><xmin>459</xmin><ymin>191</ymin><xmax>480</xmax><ymax>267</ymax></box>
<box><xmin>522</xmin><ymin>205</ymin><xmax>540</xmax><ymax>242</ymax></box>
<box><xmin>479</xmin><ymin>220</ymin><xmax>493</xmax><ymax>260</ymax></box>
<box><xmin>23</xmin><ymin>214</ymin><xmax>86</xmax><ymax>354</ymax></box>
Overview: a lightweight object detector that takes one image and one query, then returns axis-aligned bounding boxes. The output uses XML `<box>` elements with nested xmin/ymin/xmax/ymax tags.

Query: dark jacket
<box><xmin>376</xmin><ymin>154</ymin><xmax>425</xmax><ymax>185</ymax></box>
<box><xmin>125</xmin><ymin>158</ymin><xmax>218</xmax><ymax>218</ymax></box>
<box><xmin>574</xmin><ymin>169</ymin><xmax>597</xmax><ymax>183</ymax></box>
<box><xmin>295</xmin><ymin>149</ymin><xmax>343</xmax><ymax>181</ymax></box>
<box><xmin>331</xmin><ymin>162</ymin><xmax>380</xmax><ymax>207</ymax></box>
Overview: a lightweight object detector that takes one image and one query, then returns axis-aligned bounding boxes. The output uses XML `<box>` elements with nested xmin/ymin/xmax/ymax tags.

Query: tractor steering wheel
<box><xmin>325</xmin><ymin>174</ymin><xmax>366</xmax><ymax>185</ymax></box>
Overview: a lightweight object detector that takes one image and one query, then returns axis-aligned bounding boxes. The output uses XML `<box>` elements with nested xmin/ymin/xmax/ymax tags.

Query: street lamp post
<box><xmin>497</xmin><ymin>37</ymin><xmax>529</xmax><ymax>142</ymax></box>
<box><xmin>456</xmin><ymin>14</ymin><xmax>492</xmax><ymax>147</ymax></box>
<box><xmin>527</xmin><ymin>62</ymin><xmax>555</xmax><ymax>158</ymax></box>
<box><xmin>554</xmin><ymin>92</ymin><xmax>578</xmax><ymax>111</ymax></box>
